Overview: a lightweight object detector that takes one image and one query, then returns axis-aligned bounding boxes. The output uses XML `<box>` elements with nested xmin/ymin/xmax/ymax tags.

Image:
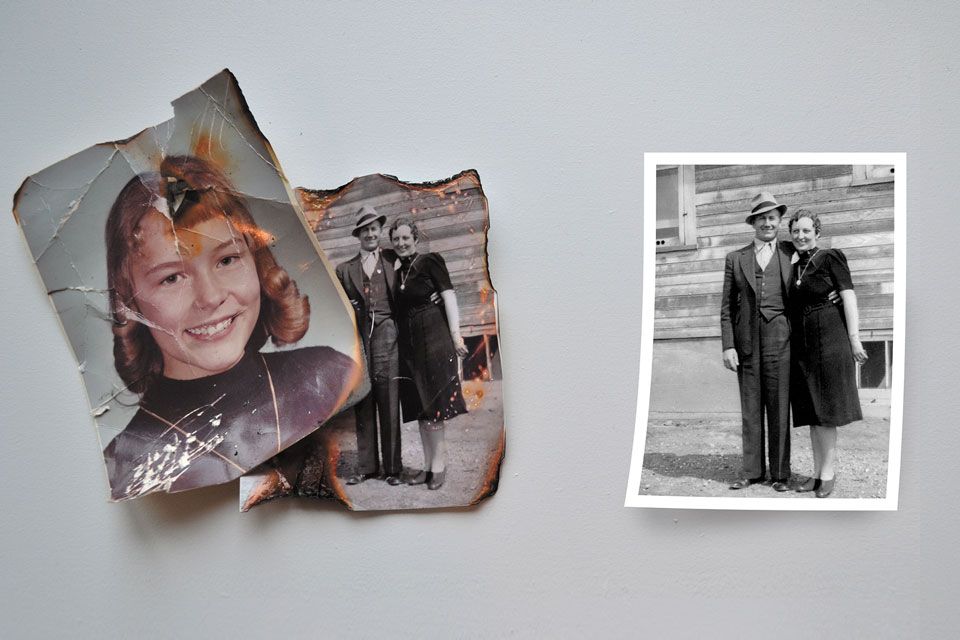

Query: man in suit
<box><xmin>335</xmin><ymin>205</ymin><xmax>402</xmax><ymax>486</ymax></box>
<box><xmin>720</xmin><ymin>191</ymin><xmax>794</xmax><ymax>492</ymax></box>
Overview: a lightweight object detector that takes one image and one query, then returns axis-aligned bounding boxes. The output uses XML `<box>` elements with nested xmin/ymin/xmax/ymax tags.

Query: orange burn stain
<box><xmin>325</xmin><ymin>435</ymin><xmax>353</xmax><ymax>509</ymax></box>
<box><xmin>191</xmin><ymin>132</ymin><xmax>231</xmax><ymax>169</ymax></box>
<box><xmin>461</xmin><ymin>378</ymin><xmax>487</xmax><ymax>410</ymax></box>
<box><xmin>471</xmin><ymin>426</ymin><xmax>505</xmax><ymax>506</ymax></box>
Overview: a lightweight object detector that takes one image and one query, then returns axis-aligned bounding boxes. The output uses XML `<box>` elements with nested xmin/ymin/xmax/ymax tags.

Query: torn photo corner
<box><xmin>239</xmin><ymin>170</ymin><xmax>505</xmax><ymax>511</ymax></box>
<box><xmin>12</xmin><ymin>70</ymin><xmax>368</xmax><ymax>502</ymax></box>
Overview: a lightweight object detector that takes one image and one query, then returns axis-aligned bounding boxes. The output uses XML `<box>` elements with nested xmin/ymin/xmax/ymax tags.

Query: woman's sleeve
<box><xmin>827</xmin><ymin>249</ymin><xmax>855</xmax><ymax>291</ymax></box>
<box><xmin>426</xmin><ymin>253</ymin><xmax>454</xmax><ymax>292</ymax></box>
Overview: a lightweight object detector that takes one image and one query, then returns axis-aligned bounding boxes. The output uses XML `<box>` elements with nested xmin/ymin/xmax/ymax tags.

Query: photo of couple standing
<box><xmin>238</xmin><ymin>171</ymin><xmax>504</xmax><ymax>511</ymax></box>
<box><xmin>721</xmin><ymin>191</ymin><xmax>869</xmax><ymax>499</ymax></box>
<box><xmin>336</xmin><ymin>205</ymin><xmax>469</xmax><ymax>492</ymax></box>
<box><xmin>294</xmin><ymin>171</ymin><xmax>505</xmax><ymax>511</ymax></box>
<box><xmin>634</xmin><ymin>161</ymin><xmax>901</xmax><ymax>506</ymax></box>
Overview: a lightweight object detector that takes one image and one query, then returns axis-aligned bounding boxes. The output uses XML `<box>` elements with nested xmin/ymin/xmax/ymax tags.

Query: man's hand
<box><xmin>722</xmin><ymin>348</ymin><xmax>739</xmax><ymax>372</ymax></box>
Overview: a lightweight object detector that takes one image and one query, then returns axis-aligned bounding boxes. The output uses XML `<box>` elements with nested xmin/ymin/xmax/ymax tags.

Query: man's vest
<box><xmin>755</xmin><ymin>251</ymin><xmax>785</xmax><ymax>321</ymax></box>
<box><xmin>362</xmin><ymin>257</ymin><xmax>393</xmax><ymax>325</ymax></box>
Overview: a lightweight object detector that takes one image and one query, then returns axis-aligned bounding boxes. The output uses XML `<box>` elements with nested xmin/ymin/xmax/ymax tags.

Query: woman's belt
<box><xmin>404</xmin><ymin>291</ymin><xmax>443</xmax><ymax>316</ymax></box>
<box><xmin>802</xmin><ymin>290</ymin><xmax>842</xmax><ymax>316</ymax></box>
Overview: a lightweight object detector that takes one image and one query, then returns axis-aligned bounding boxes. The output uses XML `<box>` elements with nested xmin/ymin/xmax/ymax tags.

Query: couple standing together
<box><xmin>721</xmin><ymin>192</ymin><xmax>869</xmax><ymax>499</ymax></box>
<box><xmin>336</xmin><ymin>206</ymin><xmax>469</xmax><ymax>491</ymax></box>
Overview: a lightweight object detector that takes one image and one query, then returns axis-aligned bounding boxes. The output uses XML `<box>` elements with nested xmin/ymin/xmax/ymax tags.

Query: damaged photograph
<box><xmin>625</xmin><ymin>154</ymin><xmax>905</xmax><ymax>510</ymax></box>
<box><xmin>12</xmin><ymin>71</ymin><xmax>365</xmax><ymax>501</ymax></box>
<box><xmin>240</xmin><ymin>171</ymin><xmax>504</xmax><ymax>511</ymax></box>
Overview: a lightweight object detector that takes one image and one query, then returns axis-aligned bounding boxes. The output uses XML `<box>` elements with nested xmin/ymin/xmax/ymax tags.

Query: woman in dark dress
<box><xmin>389</xmin><ymin>217</ymin><xmax>468</xmax><ymax>490</ymax></box>
<box><xmin>788</xmin><ymin>210</ymin><xmax>868</xmax><ymax>498</ymax></box>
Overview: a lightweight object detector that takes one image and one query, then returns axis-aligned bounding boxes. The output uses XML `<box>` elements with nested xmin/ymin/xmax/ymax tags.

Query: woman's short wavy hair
<box><xmin>388</xmin><ymin>216</ymin><xmax>421</xmax><ymax>242</ymax></box>
<box><xmin>105</xmin><ymin>155</ymin><xmax>310</xmax><ymax>395</ymax></box>
<box><xmin>788</xmin><ymin>208</ymin><xmax>823</xmax><ymax>234</ymax></box>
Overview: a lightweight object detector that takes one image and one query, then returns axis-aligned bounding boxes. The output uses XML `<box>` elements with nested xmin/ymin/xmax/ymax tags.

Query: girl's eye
<box><xmin>160</xmin><ymin>273</ymin><xmax>182</xmax><ymax>286</ymax></box>
<box><xmin>219</xmin><ymin>255</ymin><xmax>241</xmax><ymax>267</ymax></box>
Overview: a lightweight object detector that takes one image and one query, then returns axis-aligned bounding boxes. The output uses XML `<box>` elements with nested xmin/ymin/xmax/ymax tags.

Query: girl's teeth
<box><xmin>188</xmin><ymin>317</ymin><xmax>232</xmax><ymax>336</ymax></box>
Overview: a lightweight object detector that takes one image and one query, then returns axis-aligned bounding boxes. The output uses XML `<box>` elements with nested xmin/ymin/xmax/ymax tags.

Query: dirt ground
<box><xmin>639</xmin><ymin>416</ymin><xmax>890</xmax><ymax>499</ymax></box>
<box><xmin>332</xmin><ymin>378</ymin><xmax>504</xmax><ymax>510</ymax></box>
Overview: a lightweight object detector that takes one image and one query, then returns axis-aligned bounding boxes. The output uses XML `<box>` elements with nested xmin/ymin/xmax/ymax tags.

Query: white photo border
<box><xmin>624</xmin><ymin>152</ymin><xmax>906</xmax><ymax>510</ymax></box>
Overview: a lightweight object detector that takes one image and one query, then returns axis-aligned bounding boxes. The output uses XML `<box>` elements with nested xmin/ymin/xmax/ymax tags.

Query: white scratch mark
<box><xmin>123</xmin><ymin>430</ymin><xmax>226</xmax><ymax>499</ymax></box>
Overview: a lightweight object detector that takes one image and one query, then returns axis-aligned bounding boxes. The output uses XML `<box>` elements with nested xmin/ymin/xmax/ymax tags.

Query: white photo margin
<box><xmin>624</xmin><ymin>152</ymin><xmax>906</xmax><ymax>511</ymax></box>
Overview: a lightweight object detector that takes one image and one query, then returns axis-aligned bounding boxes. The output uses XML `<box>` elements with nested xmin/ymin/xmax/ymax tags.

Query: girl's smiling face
<box><xmin>390</xmin><ymin>224</ymin><xmax>418</xmax><ymax>257</ymax></box>
<box><xmin>128</xmin><ymin>211</ymin><xmax>261</xmax><ymax>380</ymax></box>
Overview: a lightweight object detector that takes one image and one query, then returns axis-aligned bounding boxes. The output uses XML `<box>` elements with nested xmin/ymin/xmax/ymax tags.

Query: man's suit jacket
<box><xmin>720</xmin><ymin>240</ymin><xmax>794</xmax><ymax>358</ymax></box>
<box><xmin>335</xmin><ymin>248</ymin><xmax>398</xmax><ymax>340</ymax></box>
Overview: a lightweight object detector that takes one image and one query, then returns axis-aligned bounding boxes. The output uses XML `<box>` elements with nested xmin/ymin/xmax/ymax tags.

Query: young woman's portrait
<box><xmin>101</xmin><ymin>155</ymin><xmax>361</xmax><ymax>500</ymax></box>
<box><xmin>13</xmin><ymin>71</ymin><xmax>365</xmax><ymax>503</ymax></box>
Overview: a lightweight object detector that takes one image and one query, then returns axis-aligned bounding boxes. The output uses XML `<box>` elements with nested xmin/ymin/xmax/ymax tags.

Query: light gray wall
<box><xmin>1</xmin><ymin>2</ymin><xmax>957</xmax><ymax>637</ymax></box>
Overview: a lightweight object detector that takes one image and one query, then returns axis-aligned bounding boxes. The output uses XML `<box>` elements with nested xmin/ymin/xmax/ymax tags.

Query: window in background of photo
<box><xmin>851</xmin><ymin>164</ymin><xmax>896</xmax><ymax>186</ymax></box>
<box><xmin>858</xmin><ymin>340</ymin><xmax>893</xmax><ymax>389</ymax></box>
<box><xmin>655</xmin><ymin>165</ymin><xmax>696</xmax><ymax>252</ymax></box>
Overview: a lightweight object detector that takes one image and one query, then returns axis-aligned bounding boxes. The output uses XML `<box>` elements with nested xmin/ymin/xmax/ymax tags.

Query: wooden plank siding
<box><xmin>654</xmin><ymin>165</ymin><xmax>895</xmax><ymax>341</ymax></box>
<box><xmin>296</xmin><ymin>171</ymin><xmax>497</xmax><ymax>338</ymax></box>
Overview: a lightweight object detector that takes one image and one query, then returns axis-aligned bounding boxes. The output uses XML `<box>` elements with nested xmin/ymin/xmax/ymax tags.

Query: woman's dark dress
<box><xmin>789</xmin><ymin>248</ymin><xmax>863</xmax><ymax>427</ymax></box>
<box><xmin>102</xmin><ymin>346</ymin><xmax>358</xmax><ymax>500</ymax></box>
<box><xmin>394</xmin><ymin>252</ymin><xmax>467</xmax><ymax>422</ymax></box>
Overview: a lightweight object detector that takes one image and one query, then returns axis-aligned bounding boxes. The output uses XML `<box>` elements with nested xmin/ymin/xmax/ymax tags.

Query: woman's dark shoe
<box><xmin>407</xmin><ymin>470</ymin><xmax>431</xmax><ymax>486</ymax></box>
<box><xmin>427</xmin><ymin>469</ymin><xmax>446</xmax><ymax>490</ymax></box>
<box><xmin>815</xmin><ymin>477</ymin><xmax>835</xmax><ymax>498</ymax></box>
<box><xmin>795</xmin><ymin>477</ymin><xmax>821</xmax><ymax>493</ymax></box>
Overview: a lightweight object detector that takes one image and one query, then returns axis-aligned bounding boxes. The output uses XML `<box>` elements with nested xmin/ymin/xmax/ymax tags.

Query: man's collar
<box><xmin>360</xmin><ymin>247</ymin><xmax>380</xmax><ymax>260</ymax></box>
<box><xmin>753</xmin><ymin>238</ymin><xmax>775</xmax><ymax>252</ymax></box>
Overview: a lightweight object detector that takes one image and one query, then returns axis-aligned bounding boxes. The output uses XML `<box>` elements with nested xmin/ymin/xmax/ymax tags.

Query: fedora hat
<box><xmin>745</xmin><ymin>191</ymin><xmax>787</xmax><ymax>224</ymax></box>
<box><xmin>351</xmin><ymin>205</ymin><xmax>387</xmax><ymax>236</ymax></box>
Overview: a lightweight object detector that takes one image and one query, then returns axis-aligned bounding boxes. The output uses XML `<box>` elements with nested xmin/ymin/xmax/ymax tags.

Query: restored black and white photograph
<box><xmin>625</xmin><ymin>153</ymin><xmax>905</xmax><ymax>510</ymax></box>
<box><xmin>239</xmin><ymin>170</ymin><xmax>504</xmax><ymax>511</ymax></box>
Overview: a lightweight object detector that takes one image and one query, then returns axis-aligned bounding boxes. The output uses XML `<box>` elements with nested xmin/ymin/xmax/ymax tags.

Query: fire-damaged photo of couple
<box><xmin>241</xmin><ymin>171</ymin><xmax>504</xmax><ymax>511</ymax></box>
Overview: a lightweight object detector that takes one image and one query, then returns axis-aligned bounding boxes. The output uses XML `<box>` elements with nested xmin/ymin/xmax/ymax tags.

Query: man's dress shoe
<box><xmin>729</xmin><ymin>477</ymin><xmax>762</xmax><ymax>490</ymax></box>
<box><xmin>346</xmin><ymin>472</ymin><xmax>377</xmax><ymax>485</ymax></box>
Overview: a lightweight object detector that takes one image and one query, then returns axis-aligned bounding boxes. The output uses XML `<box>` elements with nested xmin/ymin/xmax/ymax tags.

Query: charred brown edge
<box><xmin>298</xmin><ymin>168</ymin><xmax>482</xmax><ymax>199</ymax></box>
<box><xmin>470</xmin><ymin>424</ymin><xmax>506</xmax><ymax>505</ymax></box>
<box><xmin>323</xmin><ymin>430</ymin><xmax>354</xmax><ymax>509</ymax></box>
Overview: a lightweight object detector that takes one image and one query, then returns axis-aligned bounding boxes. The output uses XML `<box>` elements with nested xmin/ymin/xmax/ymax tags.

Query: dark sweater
<box><xmin>103</xmin><ymin>346</ymin><xmax>359</xmax><ymax>500</ymax></box>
